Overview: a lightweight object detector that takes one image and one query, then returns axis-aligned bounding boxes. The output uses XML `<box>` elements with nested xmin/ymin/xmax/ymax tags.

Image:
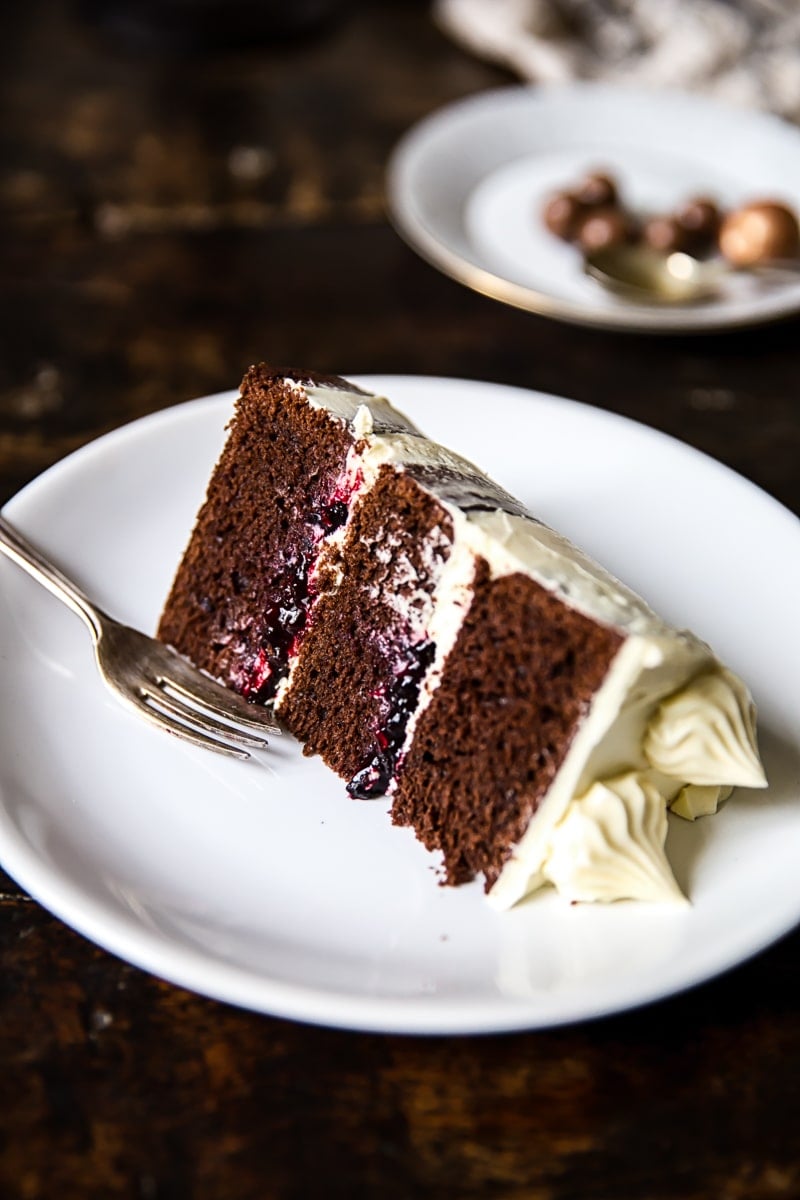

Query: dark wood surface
<box><xmin>1</xmin><ymin>2</ymin><xmax>799</xmax><ymax>1196</ymax></box>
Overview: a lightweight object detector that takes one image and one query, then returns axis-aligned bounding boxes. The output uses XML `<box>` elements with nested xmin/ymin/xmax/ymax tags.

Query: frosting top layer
<box><xmin>302</xmin><ymin>378</ymin><xmax>698</xmax><ymax>638</ymax></box>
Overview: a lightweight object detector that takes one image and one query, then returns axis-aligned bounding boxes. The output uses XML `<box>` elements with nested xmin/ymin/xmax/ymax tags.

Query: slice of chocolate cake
<box><xmin>158</xmin><ymin>365</ymin><xmax>766</xmax><ymax>906</ymax></box>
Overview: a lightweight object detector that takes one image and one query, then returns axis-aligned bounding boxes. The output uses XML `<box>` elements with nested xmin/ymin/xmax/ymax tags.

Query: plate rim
<box><xmin>1</xmin><ymin>375</ymin><xmax>799</xmax><ymax>1034</ymax></box>
<box><xmin>386</xmin><ymin>82</ymin><xmax>800</xmax><ymax>334</ymax></box>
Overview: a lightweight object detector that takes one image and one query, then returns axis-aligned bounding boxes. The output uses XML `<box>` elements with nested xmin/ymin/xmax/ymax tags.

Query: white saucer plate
<box><xmin>0</xmin><ymin>376</ymin><xmax>799</xmax><ymax>1033</ymax></box>
<box><xmin>387</xmin><ymin>85</ymin><xmax>800</xmax><ymax>332</ymax></box>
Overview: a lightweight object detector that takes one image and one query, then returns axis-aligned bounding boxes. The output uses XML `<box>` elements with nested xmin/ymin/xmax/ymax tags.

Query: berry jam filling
<box><xmin>239</xmin><ymin>493</ymin><xmax>353</xmax><ymax>703</ymax></box>
<box><xmin>310</xmin><ymin>500</ymin><xmax>348</xmax><ymax>533</ymax></box>
<box><xmin>347</xmin><ymin>640</ymin><xmax>435</xmax><ymax>799</ymax></box>
<box><xmin>240</xmin><ymin>557</ymin><xmax>312</xmax><ymax>703</ymax></box>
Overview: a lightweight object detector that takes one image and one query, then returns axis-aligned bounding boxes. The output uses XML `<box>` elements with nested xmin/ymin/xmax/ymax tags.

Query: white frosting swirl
<box><xmin>644</xmin><ymin>668</ymin><xmax>766</xmax><ymax>788</ymax></box>
<box><xmin>541</xmin><ymin>774</ymin><xmax>687</xmax><ymax>904</ymax></box>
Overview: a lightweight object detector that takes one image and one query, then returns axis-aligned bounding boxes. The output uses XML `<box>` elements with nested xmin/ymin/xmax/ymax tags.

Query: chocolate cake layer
<box><xmin>277</xmin><ymin>465</ymin><xmax>454</xmax><ymax>796</ymax></box>
<box><xmin>392</xmin><ymin>562</ymin><xmax>625</xmax><ymax>888</ymax></box>
<box><xmin>158</xmin><ymin>366</ymin><xmax>355</xmax><ymax>702</ymax></box>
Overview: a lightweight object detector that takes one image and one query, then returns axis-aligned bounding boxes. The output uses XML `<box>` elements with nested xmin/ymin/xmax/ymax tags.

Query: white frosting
<box><xmin>644</xmin><ymin>668</ymin><xmax>765</xmax><ymax>788</ymax></box>
<box><xmin>450</xmin><ymin>508</ymin><xmax>677</xmax><ymax>636</ymax></box>
<box><xmin>283</xmin><ymin>378</ymin><xmax>767</xmax><ymax>907</ymax></box>
<box><xmin>541</xmin><ymin>773</ymin><xmax>687</xmax><ymax>904</ymax></box>
<box><xmin>303</xmin><ymin>383</ymin><xmax>420</xmax><ymax>435</ymax></box>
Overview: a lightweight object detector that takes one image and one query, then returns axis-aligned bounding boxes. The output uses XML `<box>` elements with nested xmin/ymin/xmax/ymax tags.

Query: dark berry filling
<box><xmin>311</xmin><ymin>500</ymin><xmax>349</xmax><ymax>533</ymax></box>
<box><xmin>238</xmin><ymin>491</ymin><xmax>355</xmax><ymax>703</ymax></box>
<box><xmin>347</xmin><ymin>640</ymin><xmax>435</xmax><ymax>799</ymax></box>
<box><xmin>240</xmin><ymin>557</ymin><xmax>312</xmax><ymax>702</ymax></box>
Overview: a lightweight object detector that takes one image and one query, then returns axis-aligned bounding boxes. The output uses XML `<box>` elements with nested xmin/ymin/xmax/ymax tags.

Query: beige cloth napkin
<box><xmin>434</xmin><ymin>0</ymin><xmax>800</xmax><ymax>120</ymax></box>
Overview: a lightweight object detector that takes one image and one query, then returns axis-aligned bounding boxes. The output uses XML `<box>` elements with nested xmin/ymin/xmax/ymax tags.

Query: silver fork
<box><xmin>0</xmin><ymin>513</ymin><xmax>280</xmax><ymax>759</ymax></box>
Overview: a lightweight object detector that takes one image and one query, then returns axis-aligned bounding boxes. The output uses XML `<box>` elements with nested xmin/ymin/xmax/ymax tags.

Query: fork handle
<box><xmin>0</xmin><ymin>514</ymin><xmax>103</xmax><ymax>639</ymax></box>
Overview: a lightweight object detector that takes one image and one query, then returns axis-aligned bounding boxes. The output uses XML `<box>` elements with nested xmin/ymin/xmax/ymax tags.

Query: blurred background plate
<box><xmin>387</xmin><ymin>83</ymin><xmax>800</xmax><ymax>333</ymax></box>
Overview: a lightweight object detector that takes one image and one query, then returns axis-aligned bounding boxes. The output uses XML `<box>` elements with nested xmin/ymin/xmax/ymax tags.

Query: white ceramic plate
<box><xmin>387</xmin><ymin>84</ymin><xmax>800</xmax><ymax>332</ymax></box>
<box><xmin>1</xmin><ymin>376</ymin><xmax>799</xmax><ymax>1034</ymax></box>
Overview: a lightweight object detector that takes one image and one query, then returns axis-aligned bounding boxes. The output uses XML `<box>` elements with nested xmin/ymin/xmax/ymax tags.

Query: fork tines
<box><xmin>144</xmin><ymin>662</ymin><xmax>280</xmax><ymax>760</ymax></box>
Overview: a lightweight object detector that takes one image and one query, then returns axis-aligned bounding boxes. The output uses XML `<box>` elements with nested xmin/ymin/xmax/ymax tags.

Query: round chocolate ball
<box><xmin>576</xmin><ymin>171</ymin><xmax>618</xmax><ymax>208</ymax></box>
<box><xmin>642</xmin><ymin>214</ymin><xmax>690</xmax><ymax>254</ymax></box>
<box><xmin>542</xmin><ymin>191</ymin><xmax>584</xmax><ymax>241</ymax></box>
<box><xmin>676</xmin><ymin>196</ymin><xmax>722</xmax><ymax>246</ymax></box>
<box><xmin>575</xmin><ymin>205</ymin><xmax>629</xmax><ymax>253</ymax></box>
<box><xmin>718</xmin><ymin>201</ymin><xmax>800</xmax><ymax>266</ymax></box>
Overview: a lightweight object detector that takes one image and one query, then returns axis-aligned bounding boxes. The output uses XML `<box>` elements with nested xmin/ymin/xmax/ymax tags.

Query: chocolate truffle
<box><xmin>542</xmin><ymin>192</ymin><xmax>584</xmax><ymax>241</ymax></box>
<box><xmin>575</xmin><ymin>206</ymin><xmax>630</xmax><ymax>253</ymax></box>
<box><xmin>642</xmin><ymin>215</ymin><xmax>690</xmax><ymax>255</ymax></box>
<box><xmin>718</xmin><ymin>201</ymin><xmax>800</xmax><ymax>267</ymax></box>
<box><xmin>576</xmin><ymin>171</ymin><xmax>618</xmax><ymax>208</ymax></box>
<box><xmin>676</xmin><ymin>196</ymin><xmax>722</xmax><ymax>246</ymax></box>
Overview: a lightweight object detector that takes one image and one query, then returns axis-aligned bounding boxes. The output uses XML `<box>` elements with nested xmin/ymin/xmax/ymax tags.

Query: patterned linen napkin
<box><xmin>434</xmin><ymin>0</ymin><xmax>800</xmax><ymax>120</ymax></box>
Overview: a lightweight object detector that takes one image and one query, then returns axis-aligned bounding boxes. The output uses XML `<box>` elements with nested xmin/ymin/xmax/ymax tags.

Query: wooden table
<box><xmin>1</xmin><ymin>3</ymin><xmax>798</xmax><ymax>1196</ymax></box>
